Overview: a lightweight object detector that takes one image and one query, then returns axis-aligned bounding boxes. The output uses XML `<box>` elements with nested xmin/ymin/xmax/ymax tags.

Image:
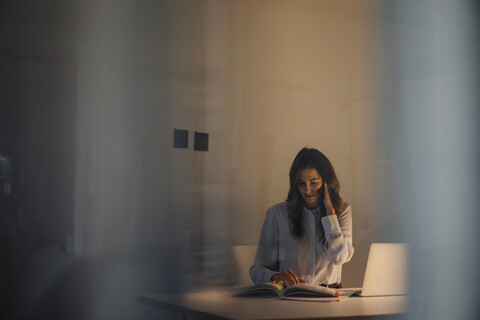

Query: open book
<box><xmin>230</xmin><ymin>282</ymin><xmax>339</xmax><ymax>298</ymax></box>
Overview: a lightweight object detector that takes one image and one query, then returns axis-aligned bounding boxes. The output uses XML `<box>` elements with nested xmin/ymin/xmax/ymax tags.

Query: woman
<box><xmin>249</xmin><ymin>147</ymin><xmax>354</xmax><ymax>288</ymax></box>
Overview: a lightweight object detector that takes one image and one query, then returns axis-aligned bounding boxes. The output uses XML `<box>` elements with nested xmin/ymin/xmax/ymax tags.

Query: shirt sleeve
<box><xmin>320</xmin><ymin>204</ymin><xmax>354</xmax><ymax>265</ymax></box>
<box><xmin>249</xmin><ymin>208</ymin><xmax>280</xmax><ymax>283</ymax></box>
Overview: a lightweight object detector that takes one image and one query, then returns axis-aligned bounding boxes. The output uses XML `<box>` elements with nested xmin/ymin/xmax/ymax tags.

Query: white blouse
<box><xmin>249</xmin><ymin>202</ymin><xmax>354</xmax><ymax>285</ymax></box>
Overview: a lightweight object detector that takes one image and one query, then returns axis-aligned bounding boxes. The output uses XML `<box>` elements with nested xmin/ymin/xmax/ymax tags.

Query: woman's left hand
<box><xmin>323</xmin><ymin>183</ymin><xmax>336</xmax><ymax>215</ymax></box>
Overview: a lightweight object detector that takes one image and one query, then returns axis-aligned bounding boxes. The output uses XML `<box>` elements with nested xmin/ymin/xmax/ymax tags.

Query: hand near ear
<box><xmin>323</xmin><ymin>183</ymin><xmax>336</xmax><ymax>215</ymax></box>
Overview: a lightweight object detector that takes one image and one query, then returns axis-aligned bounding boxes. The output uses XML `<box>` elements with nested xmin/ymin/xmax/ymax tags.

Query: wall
<box><xmin>192</xmin><ymin>0</ymin><xmax>388</xmax><ymax>286</ymax></box>
<box><xmin>0</xmin><ymin>0</ymin><xmax>389</xmax><ymax>319</ymax></box>
<box><xmin>73</xmin><ymin>0</ymin><xmax>386</xmax><ymax>287</ymax></box>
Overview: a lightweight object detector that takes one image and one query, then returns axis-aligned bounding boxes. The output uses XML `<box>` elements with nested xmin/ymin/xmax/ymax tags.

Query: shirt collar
<box><xmin>303</xmin><ymin>205</ymin><xmax>321</xmax><ymax>215</ymax></box>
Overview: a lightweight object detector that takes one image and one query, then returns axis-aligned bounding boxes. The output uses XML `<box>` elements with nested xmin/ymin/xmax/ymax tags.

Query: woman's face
<box><xmin>296</xmin><ymin>167</ymin><xmax>323</xmax><ymax>209</ymax></box>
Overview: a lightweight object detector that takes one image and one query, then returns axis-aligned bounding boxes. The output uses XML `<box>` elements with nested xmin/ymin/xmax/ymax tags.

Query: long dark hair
<box><xmin>286</xmin><ymin>148</ymin><xmax>344</xmax><ymax>239</ymax></box>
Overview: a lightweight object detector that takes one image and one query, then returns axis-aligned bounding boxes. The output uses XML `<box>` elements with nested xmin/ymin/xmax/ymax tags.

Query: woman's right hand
<box><xmin>271</xmin><ymin>269</ymin><xmax>306</xmax><ymax>287</ymax></box>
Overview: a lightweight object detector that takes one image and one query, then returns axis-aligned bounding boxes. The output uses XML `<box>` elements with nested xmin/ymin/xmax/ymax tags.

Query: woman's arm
<box><xmin>321</xmin><ymin>204</ymin><xmax>354</xmax><ymax>264</ymax></box>
<box><xmin>249</xmin><ymin>208</ymin><xmax>280</xmax><ymax>283</ymax></box>
<box><xmin>249</xmin><ymin>206</ymin><xmax>306</xmax><ymax>286</ymax></box>
<box><xmin>321</xmin><ymin>184</ymin><xmax>354</xmax><ymax>264</ymax></box>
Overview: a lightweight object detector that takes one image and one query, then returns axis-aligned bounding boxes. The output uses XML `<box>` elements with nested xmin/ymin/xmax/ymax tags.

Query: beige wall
<box><xmin>188</xmin><ymin>0</ymin><xmax>386</xmax><ymax>286</ymax></box>
<box><xmin>71</xmin><ymin>0</ymin><xmax>388</xmax><ymax>287</ymax></box>
<box><xmin>71</xmin><ymin>0</ymin><xmax>386</xmax><ymax>287</ymax></box>
<box><xmin>8</xmin><ymin>0</ymin><xmax>387</xmax><ymax>290</ymax></box>
<box><xmin>2</xmin><ymin>0</ymin><xmax>387</xmax><ymax>295</ymax></box>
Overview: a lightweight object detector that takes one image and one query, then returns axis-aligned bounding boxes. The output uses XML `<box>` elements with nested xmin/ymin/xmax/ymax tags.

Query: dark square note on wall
<box><xmin>194</xmin><ymin>131</ymin><xmax>209</xmax><ymax>151</ymax></box>
<box><xmin>173</xmin><ymin>129</ymin><xmax>188</xmax><ymax>148</ymax></box>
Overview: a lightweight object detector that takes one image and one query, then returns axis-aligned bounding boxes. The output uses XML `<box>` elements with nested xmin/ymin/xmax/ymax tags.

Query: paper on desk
<box><xmin>281</xmin><ymin>292</ymin><xmax>355</xmax><ymax>302</ymax></box>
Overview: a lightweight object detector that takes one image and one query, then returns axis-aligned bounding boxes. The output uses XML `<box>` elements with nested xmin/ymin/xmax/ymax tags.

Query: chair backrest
<box><xmin>231</xmin><ymin>245</ymin><xmax>258</xmax><ymax>284</ymax></box>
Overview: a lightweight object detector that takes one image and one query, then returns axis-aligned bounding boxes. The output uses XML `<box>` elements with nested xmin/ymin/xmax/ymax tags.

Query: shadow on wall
<box><xmin>9</xmin><ymin>246</ymin><xmax>184</xmax><ymax>320</ymax></box>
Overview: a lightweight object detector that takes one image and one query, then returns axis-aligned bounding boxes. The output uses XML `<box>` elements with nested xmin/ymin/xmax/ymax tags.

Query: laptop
<box><xmin>339</xmin><ymin>243</ymin><xmax>409</xmax><ymax>297</ymax></box>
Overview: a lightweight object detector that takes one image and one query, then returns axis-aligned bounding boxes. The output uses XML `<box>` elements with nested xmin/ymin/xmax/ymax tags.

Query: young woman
<box><xmin>249</xmin><ymin>148</ymin><xmax>354</xmax><ymax>288</ymax></box>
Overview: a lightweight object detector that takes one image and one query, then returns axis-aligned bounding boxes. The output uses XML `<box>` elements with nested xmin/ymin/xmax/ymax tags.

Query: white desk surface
<box><xmin>137</xmin><ymin>286</ymin><xmax>409</xmax><ymax>320</ymax></box>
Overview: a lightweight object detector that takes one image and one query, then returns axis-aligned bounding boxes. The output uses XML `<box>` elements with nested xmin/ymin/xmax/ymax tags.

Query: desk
<box><xmin>137</xmin><ymin>287</ymin><xmax>408</xmax><ymax>320</ymax></box>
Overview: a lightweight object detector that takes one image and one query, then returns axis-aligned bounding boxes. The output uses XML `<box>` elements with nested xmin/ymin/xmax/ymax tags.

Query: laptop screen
<box><xmin>361</xmin><ymin>243</ymin><xmax>409</xmax><ymax>296</ymax></box>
